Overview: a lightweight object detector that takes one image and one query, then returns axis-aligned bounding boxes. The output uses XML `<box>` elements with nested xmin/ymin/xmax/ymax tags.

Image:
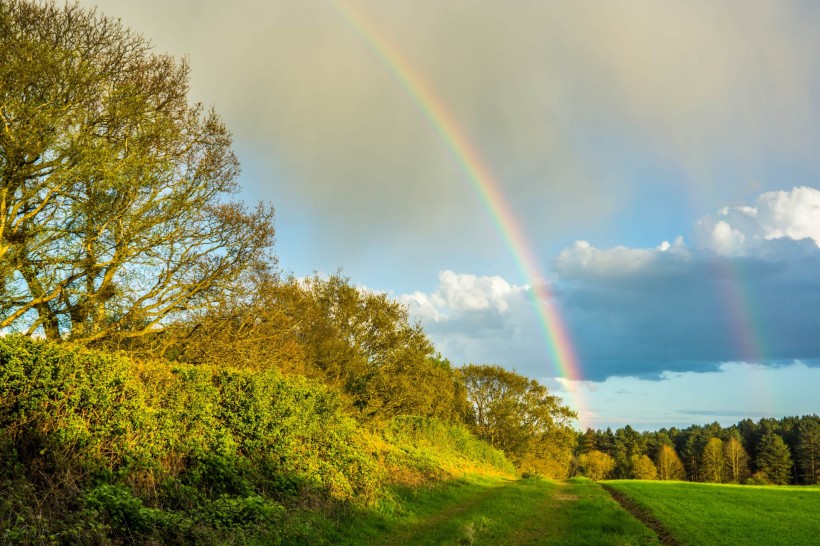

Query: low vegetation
<box><xmin>0</xmin><ymin>335</ymin><xmax>516</xmax><ymax>543</ymax></box>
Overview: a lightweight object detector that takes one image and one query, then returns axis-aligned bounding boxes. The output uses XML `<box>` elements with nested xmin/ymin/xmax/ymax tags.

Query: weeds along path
<box><xmin>372</xmin><ymin>478</ymin><xmax>661</xmax><ymax>545</ymax></box>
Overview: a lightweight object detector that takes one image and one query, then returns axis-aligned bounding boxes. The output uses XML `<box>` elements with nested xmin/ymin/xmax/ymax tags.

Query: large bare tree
<box><xmin>0</xmin><ymin>0</ymin><xmax>274</xmax><ymax>340</ymax></box>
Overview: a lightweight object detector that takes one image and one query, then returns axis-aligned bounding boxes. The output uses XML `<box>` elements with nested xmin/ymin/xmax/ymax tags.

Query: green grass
<box><xmin>333</xmin><ymin>477</ymin><xmax>659</xmax><ymax>545</ymax></box>
<box><xmin>604</xmin><ymin>480</ymin><xmax>820</xmax><ymax>546</ymax></box>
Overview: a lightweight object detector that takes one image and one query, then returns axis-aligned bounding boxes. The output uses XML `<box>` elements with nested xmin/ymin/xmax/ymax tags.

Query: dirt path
<box><xmin>369</xmin><ymin>478</ymin><xmax>663</xmax><ymax>545</ymax></box>
<box><xmin>600</xmin><ymin>484</ymin><xmax>680</xmax><ymax>546</ymax></box>
<box><xmin>375</xmin><ymin>480</ymin><xmax>515</xmax><ymax>546</ymax></box>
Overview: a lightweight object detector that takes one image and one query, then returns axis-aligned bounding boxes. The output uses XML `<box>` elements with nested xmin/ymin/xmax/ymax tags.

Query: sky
<box><xmin>80</xmin><ymin>0</ymin><xmax>820</xmax><ymax>430</ymax></box>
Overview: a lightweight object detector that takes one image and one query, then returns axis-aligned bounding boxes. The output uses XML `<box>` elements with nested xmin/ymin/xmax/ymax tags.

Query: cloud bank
<box><xmin>405</xmin><ymin>188</ymin><xmax>820</xmax><ymax>382</ymax></box>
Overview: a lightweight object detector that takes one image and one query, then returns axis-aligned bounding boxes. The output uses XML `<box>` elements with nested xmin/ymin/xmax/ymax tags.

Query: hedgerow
<box><xmin>0</xmin><ymin>336</ymin><xmax>514</xmax><ymax>544</ymax></box>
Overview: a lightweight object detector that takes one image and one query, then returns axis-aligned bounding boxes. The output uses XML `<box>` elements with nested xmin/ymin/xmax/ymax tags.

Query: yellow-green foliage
<box><xmin>0</xmin><ymin>335</ymin><xmax>378</xmax><ymax>503</ymax></box>
<box><xmin>380</xmin><ymin>416</ymin><xmax>516</xmax><ymax>484</ymax></box>
<box><xmin>0</xmin><ymin>336</ymin><xmax>385</xmax><ymax>542</ymax></box>
<box><xmin>0</xmin><ymin>336</ymin><xmax>515</xmax><ymax>544</ymax></box>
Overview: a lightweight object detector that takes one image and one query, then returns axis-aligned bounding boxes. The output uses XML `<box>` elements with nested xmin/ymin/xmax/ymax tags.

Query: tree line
<box><xmin>576</xmin><ymin>415</ymin><xmax>820</xmax><ymax>485</ymax></box>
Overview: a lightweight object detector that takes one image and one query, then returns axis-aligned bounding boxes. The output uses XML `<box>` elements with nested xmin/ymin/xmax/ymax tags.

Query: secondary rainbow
<box><xmin>330</xmin><ymin>3</ymin><xmax>585</xmax><ymax>395</ymax></box>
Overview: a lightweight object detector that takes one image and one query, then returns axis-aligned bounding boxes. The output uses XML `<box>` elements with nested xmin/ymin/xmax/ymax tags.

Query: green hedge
<box><xmin>0</xmin><ymin>336</ymin><xmax>514</xmax><ymax>544</ymax></box>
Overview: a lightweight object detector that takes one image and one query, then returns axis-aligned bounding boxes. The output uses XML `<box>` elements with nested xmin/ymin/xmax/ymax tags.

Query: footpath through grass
<box><xmin>603</xmin><ymin>480</ymin><xmax>820</xmax><ymax>546</ymax></box>
<box><xmin>334</xmin><ymin>476</ymin><xmax>660</xmax><ymax>545</ymax></box>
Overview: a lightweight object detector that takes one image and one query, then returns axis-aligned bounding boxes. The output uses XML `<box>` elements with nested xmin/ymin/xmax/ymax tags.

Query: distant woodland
<box><xmin>576</xmin><ymin>416</ymin><xmax>819</xmax><ymax>485</ymax></box>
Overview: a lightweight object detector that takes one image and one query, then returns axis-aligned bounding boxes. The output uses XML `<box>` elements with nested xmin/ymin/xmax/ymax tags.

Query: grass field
<box><xmin>333</xmin><ymin>477</ymin><xmax>659</xmax><ymax>545</ymax></box>
<box><xmin>603</xmin><ymin>480</ymin><xmax>820</xmax><ymax>546</ymax></box>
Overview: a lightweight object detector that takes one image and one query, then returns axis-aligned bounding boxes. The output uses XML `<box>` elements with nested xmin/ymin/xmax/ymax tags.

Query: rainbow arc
<box><xmin>330</xmin><ymin>1</ymin><xmax>586</xmax><ymax>424</ymax></box>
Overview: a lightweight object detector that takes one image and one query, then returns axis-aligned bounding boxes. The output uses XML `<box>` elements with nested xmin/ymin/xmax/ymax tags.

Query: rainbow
<box><xmin>329</xmin><ymin>1</ymin><xmax>586</xmax><ymax>419</ymax></box>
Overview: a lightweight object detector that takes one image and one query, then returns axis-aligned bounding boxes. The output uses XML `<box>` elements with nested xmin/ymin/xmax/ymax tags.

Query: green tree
<box><xmin>701</xmin><ymin>437</ymin><xmax>724</xmax><ymax>483</ymax></box>
<box><xmin>158</xmin><ymin>273</ymin><xmax>468</xmax><ymax>422</ymax></box>
<box><xmin>723</xmin><ymin>434</ymin><xmax>750</xmax><ymax>484</ymax></box>
<box><xmin>613</xmin><ymin>425</ymin><xmax>643</xmax><ymax>478</ymax></box>
<box><xmin>655</xmin><ymin>444</ymin><xmax>686</xmax><ymax>481</ymax></box>
<box><xmin>0</xmin><ymin>0</ymin><xmax>274</xmax><ymax>341</ymax></box>
<box><xmin>795</xmin><ymin>418</ymin><xmax>820</xmax><ymax>485</ymax></box>
<box><xmin>755</xmin><ymin>433</ymin><xmax>793</xmax><ymax>485</ymax></box>
<box><xmin>579</xmin><ymin>449</ymin><xmax>615</xmax><ymax>481</ymax></box>
<box><xmin>631</xmin><ymin>454</ymin><xmax>658</xmax><ymax>480</ymax></box>
<box><xmin>578</xmin><ymin>428</ymin><xmax>597</xmax><ymax>455</ymax></box>
<box><xmin>460</xmin><ymin>364</ymin><xmax>576</xmax><ymax>475</ymax></box>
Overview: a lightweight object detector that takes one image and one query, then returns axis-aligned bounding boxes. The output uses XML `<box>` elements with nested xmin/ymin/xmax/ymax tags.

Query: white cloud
<box><xmin>756</xmin><ymin>186</ymin><xmax>820</xmax><ymax>243</ymax></box>
<box><xmin>400</xmin><ymin>270</ymin><xmax>548</xmax><ymax>370</ymax></box>
<box><xmin>695</xmin><ymin>186</ymin><xmax>820</xmax><ymax>255</ymax></box>
<box><xmin>399</xmin><ymin>270</ymin><xmax>527</xmax><ymax>318</ymax></box>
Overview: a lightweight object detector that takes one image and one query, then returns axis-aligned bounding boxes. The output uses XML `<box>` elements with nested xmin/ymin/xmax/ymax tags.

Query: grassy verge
<box><xmin>603</xmin><ymin>480</ymin><xmax>820</xmax><ymax>546</ymax></box>
<box><xmin>333</xmin><ymin>477</ymin><xmax>659</xmax><ymax>545</ymax></box>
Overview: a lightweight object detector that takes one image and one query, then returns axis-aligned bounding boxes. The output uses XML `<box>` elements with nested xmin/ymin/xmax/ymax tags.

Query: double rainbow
<box><xmin>330</xmin><ymin>2</ymin><xmax>585</xmax><ymax>403</ymax></box>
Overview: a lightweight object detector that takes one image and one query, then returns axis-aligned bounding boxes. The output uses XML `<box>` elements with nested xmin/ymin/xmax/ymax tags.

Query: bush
<box><xmin>0</xmin><ymin>336</ymin><xmax>516</xmax><ymax>544</ymax></box>
<box><xmin>0</xmin><ymin>336</ymin><xmax>382</xmax><ymax>542</ymax></box>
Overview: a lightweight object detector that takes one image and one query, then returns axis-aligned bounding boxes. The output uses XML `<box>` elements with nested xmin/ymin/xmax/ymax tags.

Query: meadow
<box><xmin>603</xmin><ymin>480</ymin><xmax>820</xmax><ymax>546</ymax></box>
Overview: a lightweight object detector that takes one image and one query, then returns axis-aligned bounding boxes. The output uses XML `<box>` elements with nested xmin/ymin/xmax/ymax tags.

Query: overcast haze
<box><xmin>81</xmin><ymin>0</ymin><xmax>820</xmax><ymax>429</ymax></box>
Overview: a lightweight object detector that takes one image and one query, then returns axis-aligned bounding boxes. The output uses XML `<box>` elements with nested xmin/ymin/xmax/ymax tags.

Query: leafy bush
<box><xmin>0</xmin><ymin>336</ymin><xmax>515</xmax><ymax>544</ymax></box>
<box><xmin>382</xmin><ymin>416</ymin><xmax>516</xmax><ymax>482</ymax></box>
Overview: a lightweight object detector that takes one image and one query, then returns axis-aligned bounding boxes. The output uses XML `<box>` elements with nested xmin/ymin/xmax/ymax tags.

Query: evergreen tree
<box><xmin>596</xmin><ymin>428</ymin><xmax>616</xmax><ymax>457</ymax></box>
<box><xmin>579</xmin><ymin>428</ymin><xmax>597</xmax><ymax>455</ymax></box>
<box><xmin>755</xmin><ymin>433</ymin><xmax>793</xmax><ymax>485</ymax></box>
<box><xmin>795</xmin><ymin>418</ymin><xmax>820</xmax><ymax>485</ymax></box>
<box><xmin>613</xmin><ymin>425</ymin><xmax>643</xmax><ymax>479</ymax></box>
<box><xmin>681</xmin><ymin>427</ymin><xmax>705</xmax><ymax>481</ymax></box>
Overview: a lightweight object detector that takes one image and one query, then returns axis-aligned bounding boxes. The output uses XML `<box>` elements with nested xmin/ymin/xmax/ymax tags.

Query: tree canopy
<box><xmin>0</xmin><ymin>0</ymin><xmax>274</xmax><ymax>341</ymax></box>
<box><xmin>460</xmin><ymin>364</ymin><xmax>576</xmax><ymax>477</ymax></box>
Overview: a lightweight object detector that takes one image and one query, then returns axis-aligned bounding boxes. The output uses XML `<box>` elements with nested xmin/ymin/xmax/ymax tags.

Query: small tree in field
<box><xmin>579</xmin><ymin>449</ymin><xmax>615</xmax><ymax>481</ymax></box>
<box><xmin>631</xmin><ymin>454</ymin><xmax>658</xmax><ymax>480</ymax></box>
<box><xmin>655</xmin><ymin>444</ymin><xmax>686</xmax><ymax>481</ymax></box>
<box><xmin>0</xmin><ymin>1</ymin><xmax>274</xmax><ymax>342</ymax></box>
<box><xmin>701</xmin><ymin>437</ymin><xmax>724</xmax><ymax>483</ymax></box>
<box><xmin>723</xmin><ymin>434</ymin><xmax>750</xmax><ymax>484</ymax></box>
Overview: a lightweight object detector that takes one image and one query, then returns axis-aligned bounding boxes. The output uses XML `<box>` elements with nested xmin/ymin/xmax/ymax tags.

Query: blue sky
<box><xmin>82</xmin><ymin>0</ymin><xmax>820</xmax><ymax>430</ymax></box>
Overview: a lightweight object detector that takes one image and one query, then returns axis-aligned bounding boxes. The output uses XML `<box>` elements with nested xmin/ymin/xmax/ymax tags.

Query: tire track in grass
<box><xmin>375</xmin><ymin>479</ymin><xmax>516</xmax><ymax>546</ymax></box>
<box><xmin>600</xmin><ymin>483</ymin><xmax>680</xmax><ymax>546</ymax></box>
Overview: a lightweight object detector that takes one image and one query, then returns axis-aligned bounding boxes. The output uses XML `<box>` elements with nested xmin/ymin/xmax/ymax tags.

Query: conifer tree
<box><xmin>795</xmin><ymin>418</ymin><xmax>820</xmax><ymax>485</ymax></box>
<box><xmin>755</xmin><ymin>433</ymin><xmax>793</xmax><ymax>485</ymax></box>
